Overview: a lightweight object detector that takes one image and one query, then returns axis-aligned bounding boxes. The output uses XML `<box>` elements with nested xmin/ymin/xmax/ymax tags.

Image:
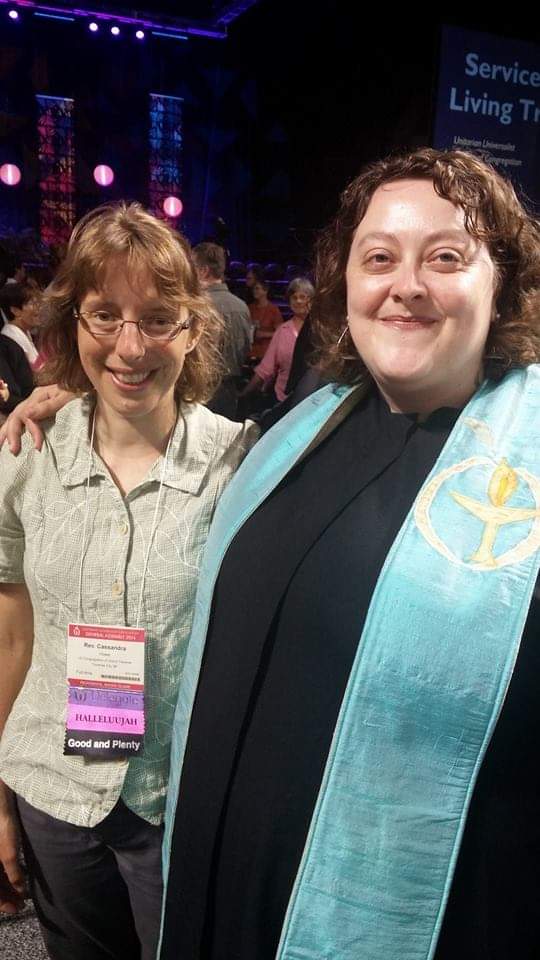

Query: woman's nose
<box><xmin>389</xmin><ymin>262</ymin><xmax>428</xmax><ymax>302</ymax></box>
<box><xmin>115</xmin><ymin>321</ymin><xmax>147</xmax><ymax>360</ymax></box>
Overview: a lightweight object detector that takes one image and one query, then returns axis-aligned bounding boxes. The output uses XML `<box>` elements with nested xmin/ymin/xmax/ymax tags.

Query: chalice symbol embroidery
<box><xmin>450</xmin><ymin>459</ymin><xmax>540</xmax><ymax>568</ymax></box>
<box><xmin>414</xmin><ymin>419</ymin><xmax>540</xmax><ymax>570</ymax></box>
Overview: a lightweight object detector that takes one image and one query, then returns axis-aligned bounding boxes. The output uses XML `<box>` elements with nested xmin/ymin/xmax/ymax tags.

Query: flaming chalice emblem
<box><xmin>450</xmin><ymin>460</ymin><xmax>540</xmax><ymax>568</ymax></box>
<box><xmin>414</xmin><ymin>419</ymin><xmax>540</xmax><ymax>570</ymax></box>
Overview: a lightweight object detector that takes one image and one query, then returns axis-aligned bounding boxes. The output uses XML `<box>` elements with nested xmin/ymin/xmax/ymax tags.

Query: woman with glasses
<box><xmin>0</xmin><ymin>202</ymin><xmax>257</xmax><ymax>960</ymax></box>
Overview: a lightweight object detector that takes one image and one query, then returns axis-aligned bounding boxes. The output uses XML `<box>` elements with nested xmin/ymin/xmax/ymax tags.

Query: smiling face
<box><xmin>345</xmin><ymin>178</ymin><xmax>497</xmax><ymax>412</ymax></box>
<box><xmin>77</xmin><ymin>258</ymin><xmax>196</xmax><ymax>428</ymax></box>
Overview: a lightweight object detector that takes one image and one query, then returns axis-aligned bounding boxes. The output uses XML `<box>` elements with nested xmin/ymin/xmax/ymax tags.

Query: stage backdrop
<box><xmin>434</xmin><ymin>25</ymin><xmax>540</xmax><ymax>209</ymax></box>
<box><xmin>0</xmin><ymin>15</ymin><xmax>257</xmax><ymax>254</ymax></box>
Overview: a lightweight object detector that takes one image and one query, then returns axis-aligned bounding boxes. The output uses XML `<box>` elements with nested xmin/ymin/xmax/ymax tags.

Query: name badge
<box><xmin>64</xmin><ymin>623</ymin><xmax>145</xmax><ymax>759</ymax></box>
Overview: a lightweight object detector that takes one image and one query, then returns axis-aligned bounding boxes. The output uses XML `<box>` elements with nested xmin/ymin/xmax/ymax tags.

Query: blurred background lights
<box><xmin>8</xmin><ymin>9</ymin><xmax>19</xmax><ymax>19</ymax></box>
<box><xmin>0</xmin><ymin>164</ymin><xmax>22</xmax><ymax>186</ymax></box>
<box><xmin>93</xmin><ymin>164</ymin><xmax>114</xmax><ymax>187</ymax></box>
<box><xmin>135</xmin><ymin>29</ymin><xmax>145</xmax><ymax>39</ymax></box>
<box><xmin>163</xmin><ymin>196</ymin><xmax>183</xmax><ymax>218</ymax></box>
<box><xmin>89</xmin><ymin>21</ymin><xmax>98</xmax><ymax>32</ymax></box>
<box><xmin>110</xmin><ymin>25</ymin><xmax>120</xmax><ymax>35</ymax></box>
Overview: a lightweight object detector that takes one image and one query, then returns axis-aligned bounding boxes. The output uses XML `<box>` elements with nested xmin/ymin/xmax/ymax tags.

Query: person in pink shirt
<box><xmin>241</xmin><ymin>277</ymin><xmax>314</xmax><ymax>404</ymax></box>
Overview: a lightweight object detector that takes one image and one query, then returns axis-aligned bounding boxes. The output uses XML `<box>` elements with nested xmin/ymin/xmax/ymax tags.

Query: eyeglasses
<box><xmin>75</xmin><ymin>310</ymin><xmax>191</xmax><ymax>342</ymax></box>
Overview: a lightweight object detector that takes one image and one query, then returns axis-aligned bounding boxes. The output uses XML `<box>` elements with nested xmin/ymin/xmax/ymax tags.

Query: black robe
<box><xmin>161</xmin><ymin>389</ymin><xmax>540</xmax><ymax>960</ymax></box>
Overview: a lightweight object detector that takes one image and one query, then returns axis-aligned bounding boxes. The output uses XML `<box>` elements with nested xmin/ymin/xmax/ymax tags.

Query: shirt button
<box><xmin>111</xmin><ymin>579</ymin><xmax>124</xmax><ymax>597</ymax></box>
<box><xmin>118</xmin><ymin>520</ymin><xmax>129</xmax><ymax>536</ymax></box>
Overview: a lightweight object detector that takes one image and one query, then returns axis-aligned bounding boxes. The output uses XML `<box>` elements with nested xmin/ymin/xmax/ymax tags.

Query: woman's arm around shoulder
<box><xmin>0</xmin><ymin>385</ymin><xmax>76</xmax><ymax>454</ymax></box>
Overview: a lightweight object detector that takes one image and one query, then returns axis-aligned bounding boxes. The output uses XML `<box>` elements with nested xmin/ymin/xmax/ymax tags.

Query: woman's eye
<box><xmin>431</xmin><ymin>250</ymin><xmax>461</xmax><ymax>265</ymax></box>
<box><xmin>146</xmin><ymin>316</ymin><xmax>174</xmax><ymax>328</ymax></box>
<box><xmin>365</xmin><ymin>252</ymin><xmax>391</xmax><ymax>267</ymax></box>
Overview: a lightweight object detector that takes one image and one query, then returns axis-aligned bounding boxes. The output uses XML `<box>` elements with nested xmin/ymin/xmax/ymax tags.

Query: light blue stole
<box><xmin>161</xmin><ymin>365</ymin><xmax>540</xmax><ymax>960</ymax></box>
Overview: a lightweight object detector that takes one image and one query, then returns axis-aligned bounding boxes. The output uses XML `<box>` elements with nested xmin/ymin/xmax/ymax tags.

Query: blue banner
<box><xmin>434</xmin><ymin>26</ymin><xmax>540</xmax><ymax>208</ymax></box>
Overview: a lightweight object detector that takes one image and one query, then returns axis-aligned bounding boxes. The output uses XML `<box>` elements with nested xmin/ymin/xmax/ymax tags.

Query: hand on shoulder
<box><xmin>0</xmin><ymin>385</ymin><xmax>76</xmax><ymax>455</ymax></box>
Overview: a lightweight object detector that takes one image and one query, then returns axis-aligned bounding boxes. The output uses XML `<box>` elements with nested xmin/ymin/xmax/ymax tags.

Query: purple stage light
<box><xmin>89</xmin><ymin>20</ymin><xmax>98</xmax><ymax>32</ymax></box>
<box><xmin>135</xmin><ymin>29</ymin><xmax>144</xmax><ymax>39</ymax></box>
<box><xmin>163</xmin><ymin>196</ymin><xmax>183</xmax><ymax>218</ymax></box>
<box><xmin>110</xmin><ymin>25</ymin><xmax>120</xmax><ymax>35</ymax></box>
<box><xmin>0</xmin><ymin>163</ymin><xmax>22</xmax><ymax>186</ymax></box>
<box><xmin>94</xmin><ymin>164</ymin><xmax>114</xmax><ymax>187</ymax></box>
<box><xmin>8</xmin><ymin>9</ymin><xmax>19</xmax><ymax>19</ymax></box>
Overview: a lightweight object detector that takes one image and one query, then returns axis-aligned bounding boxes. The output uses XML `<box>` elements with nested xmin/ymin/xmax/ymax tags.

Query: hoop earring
<box><xmin>337</xmin><ymin>324</ymin><xmax>349</xmax><ymax>347</ymax></box>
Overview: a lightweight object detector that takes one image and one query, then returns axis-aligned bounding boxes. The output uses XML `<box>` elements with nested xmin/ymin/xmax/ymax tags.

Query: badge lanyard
<box><xmin>65</xmin><ymin>410</ymin><xmax>176</xmax><ymax>759</ymax></box>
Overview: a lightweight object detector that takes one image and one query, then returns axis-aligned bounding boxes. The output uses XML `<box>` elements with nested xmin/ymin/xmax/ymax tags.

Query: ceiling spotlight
<box><xmin>135</xmin><ymin>29</ymin><xmax>145</xmax><ymax>40</ymax></box>
<box><xmin>110</xmin><ymin>25</ymin><xmax>120</xmax><ymax>36</ymax></box>
<box><xmin>8</xmin><ymin>9</ymin><xmax>19</xmax><ymax>20</ymax></box>
<box><xmin>89</xmin><ymin>21</ymin><xmax>98</xmax><ymax>32</ymax></box>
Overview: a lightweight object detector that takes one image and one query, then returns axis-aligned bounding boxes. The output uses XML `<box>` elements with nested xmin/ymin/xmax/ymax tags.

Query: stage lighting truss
<box><xmin>0</xmin><ymin>0</ymin><xmax>262</xmax><ymax>40</ymax></box>
<box><xmin>149</xmin><ymin>93</ymin><xmax>183</xmax><ymax>221</ymax></box>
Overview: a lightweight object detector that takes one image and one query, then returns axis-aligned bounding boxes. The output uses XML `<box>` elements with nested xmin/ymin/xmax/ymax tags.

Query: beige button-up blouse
<box><xmin>0</xmin><ymin>398</ymin><xmax>259</xmax><ymax>827</ymax></box>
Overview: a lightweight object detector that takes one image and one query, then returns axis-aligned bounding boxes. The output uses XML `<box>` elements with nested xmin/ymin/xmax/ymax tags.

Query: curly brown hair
<box><xmin>311</xmin><ymin>148</ymin><xmax>540</xmax><ymax>385</ymax></box>
<box><xmin>39</xmin><ymin>202</ymin><xmax>224</xmax><ymax>402</ymax></box>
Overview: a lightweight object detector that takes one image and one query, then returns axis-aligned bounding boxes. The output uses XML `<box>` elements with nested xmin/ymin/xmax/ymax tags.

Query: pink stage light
<box><xmin>93</xmin><ymin>164</ymin><xmax>114</xmax><ymax>187</ymax></box>
<box><xmin>0</xmin><ymin>163</ymin><xmax>21</xmax><ymax>186</ymax></box>
<box><xmin>135</xmin><ymin>29</ymin><xmax>145</xmax><ymax>39</ymax></box>
<box><xmin>163</xmin><ymin>196</ymin><xmax>183</xmax><ymax>218</ymax></box>
<box><xmin>89</xmin><ymin>21</ymin><xmax>98</xmax><ymax>32</ymax></box>
<box><xmin>8</xmin><ymin>10</ymin><xmax>19</xmax><ymax>20</ymax></box>
<box><xmin>111</xmin><ymin>25</ymin><xmax>120</xmax><ymax>35</ymax></box>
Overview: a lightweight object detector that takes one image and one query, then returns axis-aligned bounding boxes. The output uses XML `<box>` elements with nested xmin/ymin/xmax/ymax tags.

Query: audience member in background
<box><xmin>249</xmin><ymin>278</ymin><xmax>283</xmax><ymax>359</ymax></box>
<box><xmin>241</xmin><ymin>276</ymin><xmax>314</xmax><ymax>405</ymax></box>
<box><xmin>285</xmin><ymin>312</ymin><xmax>317</xmax><ymax>395</ymax></box>
<box><xmin>193</xmin><ymin>242</ymin><xmax>252</xmax><ymax>419</ymax></box>
<box><xmin>243</xmin><ymin>263</ymin><xmax>264</xmax><ymax>304</ymax></box>
<box><xmin>0</xmin><ymin>332</ymin><xmax>34</xmax><ymax>420</ymax></box>
<box><xmin>0</xmin><ymin>283</ymin><xmax>43</xmax><ymax>369</ymax></box>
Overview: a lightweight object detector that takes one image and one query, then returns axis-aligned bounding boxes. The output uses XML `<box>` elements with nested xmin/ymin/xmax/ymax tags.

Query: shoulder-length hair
<box><xmin>40</xmin><ymin>202</ymin><xmax>224</xmax><ymax>402</ymax></box>
<box><xmin>311</xmin><ymin>148</ymin><xmax>540</xmax><ymax>385</ymax></box>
